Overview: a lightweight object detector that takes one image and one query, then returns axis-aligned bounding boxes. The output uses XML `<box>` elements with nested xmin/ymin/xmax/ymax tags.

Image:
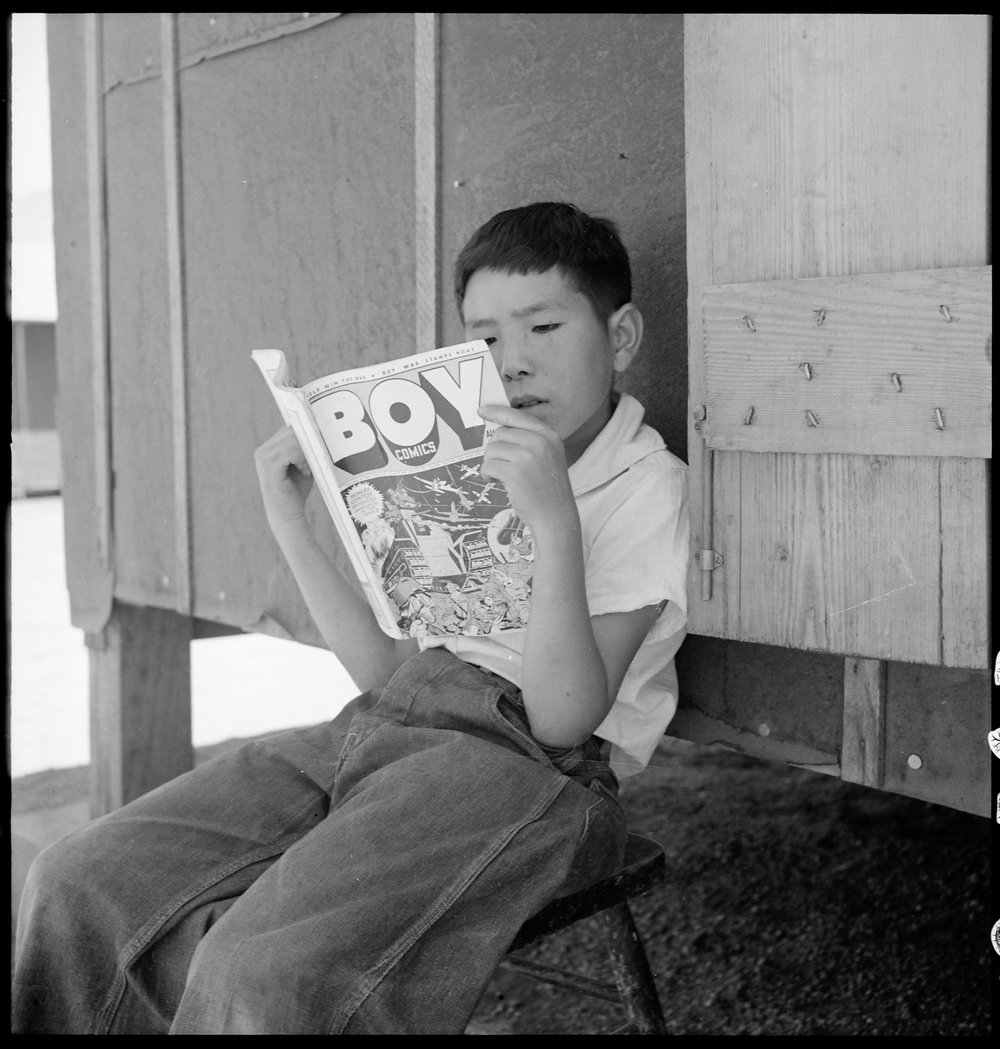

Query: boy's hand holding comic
<box><xmin>254</xmin><ymin>425</ymin><xmax>314</xmax><ymax>536</ymax></box>
<box><xmin>478</xmin><ymin>403</ymin><xmax>580</xmax><ymax>547</ymax></box>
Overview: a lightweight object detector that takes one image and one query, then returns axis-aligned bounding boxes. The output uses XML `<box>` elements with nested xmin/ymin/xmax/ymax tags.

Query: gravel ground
<box><xmin>469</xmin><ymin>739</ymin><xmax>992</xmax><ymax>1036</ymax></box>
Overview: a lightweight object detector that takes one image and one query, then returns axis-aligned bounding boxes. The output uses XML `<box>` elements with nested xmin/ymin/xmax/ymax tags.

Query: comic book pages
<box><xmin>252</xmin><ymin>342</ymin><xmax>532</xmax><ymax>639</ymax></box>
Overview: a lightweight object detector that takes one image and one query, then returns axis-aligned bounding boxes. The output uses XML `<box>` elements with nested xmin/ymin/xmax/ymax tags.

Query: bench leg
<box><xmin>600</xmin><ymin>902</ymin><xmax>667</xmax><ymax>1034</ymax></box>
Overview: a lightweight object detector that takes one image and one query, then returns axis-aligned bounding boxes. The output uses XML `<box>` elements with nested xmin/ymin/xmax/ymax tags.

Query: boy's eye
<box><xmin>532</xmin><ymin>323</ymin><xmax>560</xmax><ymax>334</ymax></box>
<box><xmin>482</xmin><ymin>336</ymin><xmax>498</xmax><ymax>346</ymax></box>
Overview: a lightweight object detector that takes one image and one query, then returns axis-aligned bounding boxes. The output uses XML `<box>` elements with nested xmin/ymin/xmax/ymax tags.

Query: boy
<box><xmin>12</xmin><ymin>202</ymin><xmax>688</xmax><ymax>1034</ymax></box>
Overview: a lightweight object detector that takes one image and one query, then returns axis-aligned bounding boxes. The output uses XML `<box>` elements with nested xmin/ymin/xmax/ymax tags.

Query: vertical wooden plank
<box><xmin>84</xmin><ymin>14</ymin><xmax>113</xmax><ymax>575</ymax></box>
<box><xmin>819</xmin><ymin>456</ymin><xmax>940</xmax><ymax>663</ymax></box>
<box><xmin>738</xmin><ymin>453</ymin><xmax>941</xmax><ymax>662</ymax></box>
<box><xmin>48</xmin><ymin>13</ymin><xmax>114</xmax><ymax>631</ymax></box>
<box><xmin>709</xmin><ymin>452</ymin><xmax>741</xmax><ymax>635</ymax></box>
<box><xmin>842</xmin><ymin>657</ymin><xmax>886</xmax><ymax>787</ymax></box>
<box><xmin>162</xmin><ymin>12</ymin><xmax>192</xmax><ymax>614</ymax></box>
<box><xmin>87</xmin><ymin>602</ymin><xmax>193</xmax><ymax>816</ymax></box>
<box><xmin>697</xmin><ymin>445</ymin><xmax>714</xmax><ymax>601</ymax></box>
<box><xmin>102</xmin><ymin>13</ymin><xmax>180</xmax><ymax>609</ymax></box>
<box><xmin>939</xmin><ymin>458</ymin><xmax>989</xmax><ymax>668</ymax></box>
<box><xmin>414</xmin><ymin>11</ymin><xmax>440</xmax><ymax>352</ymax></box>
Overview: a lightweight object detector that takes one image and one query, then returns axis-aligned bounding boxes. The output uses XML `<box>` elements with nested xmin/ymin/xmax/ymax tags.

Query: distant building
<box><xmin>11</xmin><ymin>187</ymin><xmax>60</xmax><ymax>496</ymax></box>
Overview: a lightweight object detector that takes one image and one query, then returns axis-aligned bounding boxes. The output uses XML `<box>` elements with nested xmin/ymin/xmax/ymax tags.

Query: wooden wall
<box><xmin>679</xmin><ymin>14</ymin><xmax>990</xmax><ymax>815</ymax></box>
<box><xmin>50</xmin><ymin>12</ymin><xmax>686</xmax><ymax>641</ymax></box>
<box><xmin>48</xmin><ymin>13</ymin><xmax>690</xmax><ymax>810</ymax></box>
<box><xmin>47</xmin><ymin>13</ymin><xmax>988</xmax><ymax>816</ymax></box>
<box><xmin>685</xmin><ymin>14</ymin><xmax>989</xmax><ymax>669</ymax></box>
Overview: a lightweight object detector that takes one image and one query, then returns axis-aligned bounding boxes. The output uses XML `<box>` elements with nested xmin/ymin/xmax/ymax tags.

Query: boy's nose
<box><xmin>496</xmin><ymin>340</ymin><xmax>533</xmax><ymax>381</ymax></box>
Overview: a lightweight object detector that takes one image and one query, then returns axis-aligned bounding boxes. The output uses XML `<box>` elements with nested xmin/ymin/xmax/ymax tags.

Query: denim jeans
<box><xmin>12</xmin><ymin>648</ymin><xmax>626</xmax><ymax>1034</ymax></box>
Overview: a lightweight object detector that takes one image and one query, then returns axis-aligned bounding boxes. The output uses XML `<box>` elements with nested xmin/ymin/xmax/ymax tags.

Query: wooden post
<box><xmin>841</xmin><ymin>657</ymin><xmax>886</xmax><ymax>788</ymax></box>
<box><xmin>162</xmin><ymin>12</ymin><xmax>193</xmax><ymax>616</ymax></box>
<box><xmin>414</xmin><ymin>11</ymin><xmax>440</xmax><ymax>352</ymax></box>
<box><xmin>84</xmin><ymin>13</ymin><xmax>113</xmax><ymax>576</ymax></box>
<box><xmin>86</xmin><ymin>602</ymin><xmax>194</xmax><ymax>817</ymax></box>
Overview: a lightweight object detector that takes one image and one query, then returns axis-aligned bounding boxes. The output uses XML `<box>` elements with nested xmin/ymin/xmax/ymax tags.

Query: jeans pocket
<box><xmin>489</xmin><ymin>692</ymin><xmax>549</xmax><ymax>761</ymax></box>
<box><xmin>587</xmin><ymin>775</ymin><xmax>624</xmax><ymax>815</ymax></box>
<box><xmin>566</xmin><ymin>776</ymin><xmax>627</xmax><ymax>889</ymax></box>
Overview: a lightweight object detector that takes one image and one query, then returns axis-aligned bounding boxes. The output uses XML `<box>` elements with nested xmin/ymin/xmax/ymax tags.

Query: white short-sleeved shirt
<box><xmin>419</xmin><ymin>392</ymin><xmax>689</xmax><ymax>778</ymax></box>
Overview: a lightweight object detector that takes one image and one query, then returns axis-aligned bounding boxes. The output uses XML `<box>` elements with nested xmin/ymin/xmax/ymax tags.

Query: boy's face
<box><xmin>461</xmin><ymin>266</ymin><xmax>621</xmax><ymax>465</ymax></box>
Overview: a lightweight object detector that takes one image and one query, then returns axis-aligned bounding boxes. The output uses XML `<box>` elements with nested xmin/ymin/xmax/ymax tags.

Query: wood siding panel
<box><xmin>439</xmin><ymin>13</ymin><xmax>688</xmax><ymax>456</ymax></box>
<box><xmin>939</xmin><ymin>458</ymin><xmax>990</xmax><ymax>669</ymax></box>
<box><xmin>100</xmin><ymin>11</ymin><xmax>162</xmax><ymax>88</ymax></box>
<box><xmin>738</xmin><ymin>454</ymin><xmax>941</xmax><ymax>663</ymax></box>
<box><xmin>881</xmin><ymin>663</ymin><xmax>990</xmax><ymax>816</ymax></box>
<box><xmin>671</xmin><ymin>635</ymin><xmax>844</xmax><ymax>770</ymax></box>
<box><xmin>176</xmin><ymin>12</ymin><xmax>342</xmax><ymax>63</ymax></box>
<box><xmin>685</xmin><ymin>14</ymin><xmax>989</xmax><ymax>667</ymax></box>
<box><xmin>179</xmin><ymin>13</ymin><xmax>415</xmax><ymax>638</ymax></box>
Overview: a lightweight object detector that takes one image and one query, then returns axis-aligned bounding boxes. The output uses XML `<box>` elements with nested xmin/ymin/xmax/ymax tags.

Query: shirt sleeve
<box><xmin>583</xmin><ymin>457</ymin><xmax>689</xmax><ymax>618</ymax></box>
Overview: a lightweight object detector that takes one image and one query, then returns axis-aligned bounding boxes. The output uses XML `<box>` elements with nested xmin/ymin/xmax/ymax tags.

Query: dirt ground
<box><xmin>468</xmin><ymin>739</ymin><xmax>992</xmax><ymax>1036</ymax></box>
<box><xmin>12</xmin><ymin>737</ymin><xmax>992</xmax><ymax>1036</ymax></box>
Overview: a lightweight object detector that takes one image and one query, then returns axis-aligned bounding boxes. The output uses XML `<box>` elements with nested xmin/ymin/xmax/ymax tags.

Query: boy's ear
<box><xmin>609</xmin><ymin>302</ymin><xmax>644</xmax><ymax>374</ymax></box>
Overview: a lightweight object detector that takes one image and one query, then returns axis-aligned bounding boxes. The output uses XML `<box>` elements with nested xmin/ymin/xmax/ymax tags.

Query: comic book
<box><xmin>251</xmin><ymin>342</ymin><xmax>533</xmax><ymax>640</ymax></box>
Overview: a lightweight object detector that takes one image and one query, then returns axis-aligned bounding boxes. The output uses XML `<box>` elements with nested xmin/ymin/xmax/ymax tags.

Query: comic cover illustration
<box><xmin>343</xmin><ymin>459</ymin><xmax>533</xmax><ymax>638</ymax></box>
<box><xmin>252</xmin><ymin>341</ymin><xmax>532</xmax><ymax>639</ymax></box>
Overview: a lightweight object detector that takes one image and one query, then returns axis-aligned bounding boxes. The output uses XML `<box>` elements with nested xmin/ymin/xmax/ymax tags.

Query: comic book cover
<box><xmin>252</xmin><ymin>341</ymin><xmax>533</xmax><ymax>639</ymax></box>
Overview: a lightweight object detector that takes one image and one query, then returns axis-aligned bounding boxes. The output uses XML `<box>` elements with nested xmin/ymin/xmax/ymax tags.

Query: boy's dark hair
<box><xmin>454</xmin><ymin>202</ymin><xmax>632</xmax><ymax>320</ymax></box>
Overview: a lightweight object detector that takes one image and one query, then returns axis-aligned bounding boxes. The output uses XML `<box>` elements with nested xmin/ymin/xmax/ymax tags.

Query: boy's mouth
<box><xmin>511</xmin><ymin>396</ymin><xmax>546</xmax><ymax>409</ymax></box>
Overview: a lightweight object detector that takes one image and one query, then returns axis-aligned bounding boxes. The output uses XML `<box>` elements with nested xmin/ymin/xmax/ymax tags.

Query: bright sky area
<box><xmin>11</xmin><ymin>13</ymin><xmax>52</xmax><ymax>197</ymax></box>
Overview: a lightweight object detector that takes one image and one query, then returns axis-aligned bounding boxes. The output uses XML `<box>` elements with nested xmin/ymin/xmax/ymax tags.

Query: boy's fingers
<box><xmin>482</xmin><ymin>431</ymin><xmax>552</xmax><ymax>464</ymax></box>
<box><xmin>478</xmin><ymin>403</ymin><xmax>550</xmax><ymax>433</ymax></box>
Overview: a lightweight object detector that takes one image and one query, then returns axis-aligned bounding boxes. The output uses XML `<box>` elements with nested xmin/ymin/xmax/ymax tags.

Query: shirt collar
<box><xmin>568</xmin><ymin>392</ymin><xmax>666</xmax><ymax>497</ymax></box>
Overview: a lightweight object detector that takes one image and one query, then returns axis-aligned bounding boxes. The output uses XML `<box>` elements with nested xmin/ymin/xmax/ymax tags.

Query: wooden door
<box><xmin>684</xmin><ymin>14</ymin><xmax>990</xmax><ymax>671</ymax></box>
